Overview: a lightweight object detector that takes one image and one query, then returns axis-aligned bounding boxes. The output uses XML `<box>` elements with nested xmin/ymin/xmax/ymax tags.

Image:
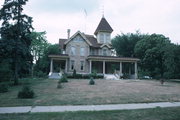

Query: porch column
<box><xmin>119</xmin><ymin>62</ymin><xmax>122</xmax><ymax>77</ymax></box>
<box><xmin>65</xmin><ymin>59</ymin><xmax>68</xmax><ymax>73</ymax></box>
<box><xmin>89</xmin><ymin>60</ymin><xmax>92</xmax><ymax>73</ymax></box>
<box><xmin>134</xmin><ymin>62</ymin><xmax>138</xmax><ymax>79</ymax></box>
<box><xmin>50</xmin><ymin>58</ymin><xmax>53</xmax><ymax>73</ymax></box>
<box><xmin>103</xmin><ymin>61</ymin><xmax>105</xmax><ymax>74</ymax></box>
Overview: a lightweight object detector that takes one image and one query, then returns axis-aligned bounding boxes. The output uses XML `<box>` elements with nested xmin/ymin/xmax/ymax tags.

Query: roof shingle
<box><xmin>94</xmin><ymin>17</ymin><xmax>113</xmax><ymax>35</ymax></box>
<box><xmin>84</xmin><ymin>34</ymin><xmax>102</xmax><ymax>48</ymax></box>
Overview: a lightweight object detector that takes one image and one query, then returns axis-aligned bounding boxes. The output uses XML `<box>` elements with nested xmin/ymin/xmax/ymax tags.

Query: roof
<box><xmin>59</xmin><ymin>33</ymin><xmax>110</xmax><ymax>49</ymax></box>
<box><xmin>84</xmin><ymin>34</ymin><xmax>102</xmax><ymax>48</ymax></box>
<box><xmin>64</xmin><ymin>31</ymin><xmax>92</xmax><ymax>46</ymax></box>
<box><xmin>94</xmin><ymin>17</ymin><xmax>113</xmax><ymax>35</ymax></box>
<box><xmin>88</xmin><ymin>55</ymin><xmax>140</xmax><ymax>62</ymax></box>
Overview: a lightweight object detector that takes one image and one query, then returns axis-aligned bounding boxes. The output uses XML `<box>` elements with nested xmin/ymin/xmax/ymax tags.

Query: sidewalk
<box><xmin>0</xmin><ymin>102</ymin><xmax>180</xmax><ymax>114</ymax></box>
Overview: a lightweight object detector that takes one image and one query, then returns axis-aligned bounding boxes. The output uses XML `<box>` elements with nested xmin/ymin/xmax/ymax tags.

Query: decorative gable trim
<box><xmin>100</xmin><ymin>43</ymin><xmax>112</xmax><ymax>49</ymax></box>
<box><xmin>64</xmin><ymin>31</ymin><xmax>92</xmax><ymax>46</ymax></box>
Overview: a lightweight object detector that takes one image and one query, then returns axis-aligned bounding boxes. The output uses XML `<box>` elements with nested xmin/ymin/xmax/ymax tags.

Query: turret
<box><xmin>94</xmin><ymin>17</ymin><xmax>113</xmax><ymax>44</ymax></box>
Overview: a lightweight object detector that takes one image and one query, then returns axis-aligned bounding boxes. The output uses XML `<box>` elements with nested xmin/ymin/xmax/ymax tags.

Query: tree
<box><xmin>30</xmin><ymin>31</ymin><xmax>49</xmax><ymax>63</ymax></box>
<box><xmin>111</xmin><ymin>31</ymin><xmax>144</xmax><ymax>57</ymax></box>
<box><xmin>34</xmin><ymin>44</ymin><xmax>61</xmax><ymax>77</ymax></box>
<box><xmin>0</xmin><ymin>0</ymin><xmax>33</xmax><ymax>85</ymax></box>
<box><xmin>135</xmin><ymin>34</ymin><xmax>170</xmax><ymax>78</ymax></box>
<box><xmin>163</xmin><ymin>44</ymin><xmax>180</xmax><ymax>79</ymax></box>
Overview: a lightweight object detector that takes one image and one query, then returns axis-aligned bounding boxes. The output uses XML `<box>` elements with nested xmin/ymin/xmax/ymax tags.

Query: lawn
<box><xmin>0</xmin><ymin>78</ymin><xmax>180</xmax><ymax>107</ymax></box>
<box><xmin>0</xmin><ymin>107</ymin><xmax>180</xmax><ymax>120</ymax></box>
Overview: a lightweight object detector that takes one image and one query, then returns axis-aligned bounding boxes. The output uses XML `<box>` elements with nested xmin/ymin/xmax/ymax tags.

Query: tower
<box><xmin>94</xmin><ymin>17</ymin><xmax>113</xmax><ymax>44</ymax></box>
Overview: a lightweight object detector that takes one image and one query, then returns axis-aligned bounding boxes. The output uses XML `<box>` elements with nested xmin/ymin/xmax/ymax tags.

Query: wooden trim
<box><xmin>87</xmin><ymin>56</ymin><xmax>140</xmax><ymax>62</ymax></box>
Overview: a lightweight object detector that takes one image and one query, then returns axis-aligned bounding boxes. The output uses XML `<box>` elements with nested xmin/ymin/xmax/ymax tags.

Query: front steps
<box><xmin>49</xmin><ymin>72</ymin><xmax>62</xmax><ymax>79</ymax></box>
<box><xmin>104</xmin><ymin>74</ymin><xmax>119</xmax><ymax>80</ymax></box>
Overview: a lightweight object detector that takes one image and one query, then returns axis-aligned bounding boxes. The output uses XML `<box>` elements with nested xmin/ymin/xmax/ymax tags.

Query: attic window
<box><xmin>74</xmin><ymin>36</ymin><xmax>83</xmax><ymax>42</ymax></box>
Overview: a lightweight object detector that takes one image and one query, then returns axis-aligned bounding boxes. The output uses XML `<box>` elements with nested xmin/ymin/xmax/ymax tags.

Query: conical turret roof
<box><xmin>94</xmin><ymin>17</ymin><xmax>113</xmax><ymax>35</ymax></box>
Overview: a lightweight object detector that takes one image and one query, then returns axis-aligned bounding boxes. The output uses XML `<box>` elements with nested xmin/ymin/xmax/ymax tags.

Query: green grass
<box><xmin>0</xmin><ymin>107</ymin><xmax>180</xmax><ymax>120</ymax></box>
<box><xmin>0</xmin><ymin>78</ymin><xmax>180</xmax><ymax>107</ymax></box>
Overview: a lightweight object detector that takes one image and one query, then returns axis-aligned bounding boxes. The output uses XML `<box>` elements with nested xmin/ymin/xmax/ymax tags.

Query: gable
<box><xmin>64</xmin><ymin>31</ymin><xmax>92</xmax><ymax>46</ymax></box>
<box><xmin>72</xmin><ymin>35</ymin><xmax>85</xmax><ymax>43</ymax></box>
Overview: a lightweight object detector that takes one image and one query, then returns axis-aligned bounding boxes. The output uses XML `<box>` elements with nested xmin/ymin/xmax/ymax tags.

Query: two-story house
<box><xmin>49</xmin><ymin>17</ymin><xmax>140</xmax><ymax>79</ymax></box>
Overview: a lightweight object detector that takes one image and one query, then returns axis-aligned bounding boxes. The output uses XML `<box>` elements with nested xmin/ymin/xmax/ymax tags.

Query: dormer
<box><xmin>94</xmin><ymin>17</ymin><xmax>113</xmax><ymax>44</ymax></box>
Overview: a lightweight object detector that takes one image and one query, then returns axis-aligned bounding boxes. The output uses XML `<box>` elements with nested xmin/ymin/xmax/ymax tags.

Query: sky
<box><xmin>0</xmin><ymin>0</ymin><xmax>180</xmax><ymax>44</ymax></box>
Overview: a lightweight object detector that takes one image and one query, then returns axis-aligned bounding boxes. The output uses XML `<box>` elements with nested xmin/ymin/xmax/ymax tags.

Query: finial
<box><xmin>101</xmin><ymin>5</ymin><xmax>104</xmax><ymax>18</ymax></box>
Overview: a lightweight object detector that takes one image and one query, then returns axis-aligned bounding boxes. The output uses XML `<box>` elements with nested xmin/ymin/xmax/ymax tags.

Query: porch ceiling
<box><xmin>48</xmin><ymin>54</ymin><xmax>69</xmax><ymax>60</ymax></box>
<box><xmin>87</xmin><ymin>55</ymin><xmax>140</xmax><ymax>62</ymax></box>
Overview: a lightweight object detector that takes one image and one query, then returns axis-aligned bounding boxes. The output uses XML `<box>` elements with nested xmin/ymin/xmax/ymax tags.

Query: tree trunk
<box><xmin>14</xmin><ymin>58</ymin><xmax>18</xmax><ymax>85</ymax></box>
<box><xmin>13</xmin><ymin>1</ymin><xmax>21</xmax><ymax>85</ymax></box>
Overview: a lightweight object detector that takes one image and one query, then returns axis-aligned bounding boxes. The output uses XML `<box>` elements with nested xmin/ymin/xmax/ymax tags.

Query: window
<box><xmin>100</xmin><ymin>33</ymin><xmax>104</xmax><ymax>43</ymax></box>
<box><xmin>80</xmin><ymin>61</ymin><xmax>84</xmax><ymax>71</ymax></box>
<box><xmin>80</xmin><ymin>47</ymin><xmax>85</xmax><ymax>56</ymax></box>
<box><xmin>74</xmin><ymin>35</ymin><xmax>84</xmax><ymax>42</ymax></box>
<box><xmin>106</xmin><ymin>34</ymin><xmax>110</xmax><ymax>43</ymax></box>
<box><xmin>103</xmin><ymin>49</ymin><xmax>107</xmax><ymax>56</ymax></box>
<box><xmin>91</xmin><ymin>49</ymin><xmax>95</xmax><ymax>55</ymax></box>
<box><xmin>70</xmin><ymin>60</ymin><xmax>75</xmax><ymax>70</ymax></box>
<box><xmin>70</xmin><ymin>46</ymin><xmax>75</xmax><ymax>55</ymax></box>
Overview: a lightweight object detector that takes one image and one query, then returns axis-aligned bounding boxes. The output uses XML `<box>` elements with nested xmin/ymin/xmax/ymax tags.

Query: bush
<box><xmin>57</xmin><ymin>81</ymin><xmax>62</xmax><ymax>89</ymax></box>
<box><xmin>121</xmin><ymin>73</ymin><xmax>130</xmax><ymax>79</ymax></box>
<box><xmin>67</xmin><ymin>73</ymin><xmax>104</xmax><ymax>79</ymax></box>
<box><xmin>96</xmin><ymin>74</ymin><xmax>104</xmax><ymax>79</ymax></box>
<box><xmin>34</xmin><ymin>71</ymin><xmax>47</xmax><ymax>78</ymax></box>
<box><xmin>60</xmin><ymin>74</ymin><xmax>68</xmax><ymax>83</ymax></box>
<box><xmin>18</xmin><ymin>86</ymin><xmax>35</xmax><ymax>99</ymax></box>
<box><xmin>0</xmin><ymin>84</ymin><xmax>9</xmax><ymax>93</ymax></box>
<box><xmin>73</xmin><ymin>69</ymin><xmax>77</xmax><ymax>78</ymax></box>
<box><xmin>89</xmin><ymin>77</ymin><xmax>95</xmax><ymax>85</ymax></box>
<box><xmin>90</xmin><ymin>70</ymin><xmax>97</xmax><ymax>79</ymax></box>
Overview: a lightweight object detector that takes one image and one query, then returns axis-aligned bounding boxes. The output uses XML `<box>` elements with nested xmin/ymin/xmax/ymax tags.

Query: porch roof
<box><xmin>87</xmin><ymin>55</ymin><xmax>140</xmax><ymax>62</ymax></box>
<box><xmin>48</xmin><ymin>54</ymin><xmax>69</xmax><ymax>60</ymax></box>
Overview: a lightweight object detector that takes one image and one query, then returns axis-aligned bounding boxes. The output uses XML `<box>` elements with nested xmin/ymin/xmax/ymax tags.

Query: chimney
<box><xmin>67</xmin><ymin>29</ymin><xmax>70</xmax><ymax>39</ymax></box>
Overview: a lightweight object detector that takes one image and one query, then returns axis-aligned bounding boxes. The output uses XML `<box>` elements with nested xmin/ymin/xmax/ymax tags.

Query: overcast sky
<box><xmin>0</xmin><ymin>0</ymin><xmax>180</xmax><ymax>44</ymax></box>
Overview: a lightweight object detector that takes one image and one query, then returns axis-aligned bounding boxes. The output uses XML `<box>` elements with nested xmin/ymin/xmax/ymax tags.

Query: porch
<box><xmin>48</xmin><ymin>54</ymin><xmax>69</xmax><ymax>78</ymax></box>
<box><xmin>88</xmin><ymin>55</ymin><xmax>140</xmax><ymax>79</ymax></box>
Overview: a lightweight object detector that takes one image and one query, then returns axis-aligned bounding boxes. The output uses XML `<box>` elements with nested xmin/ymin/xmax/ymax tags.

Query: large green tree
<box><xmin>30</xmin><ymin>31</ymin><xmax>49</xmax><ymax>62</ymax></box>
<box><xmin>0</xmin><ymin>0</ymin><xmax>33</xmax><ymax>85</ymax></box>
<box><xmin>34</xmin><ymin>44</ymin><xmax>61</xmax><ymax>77</ymax></box>
<box><xmin>134</xmin><ymin>34</ymin><xmax>171</xmax><ymax>78</ymax></box>
<box><xmin>112</xmin><ymin>31</ymin><xmax>144</xmax><ymax>57</ymax></box>
<box><xmin>163</xmin><ymin>44</ymin><xmax>180</xmax><ymax>79</ymax></box>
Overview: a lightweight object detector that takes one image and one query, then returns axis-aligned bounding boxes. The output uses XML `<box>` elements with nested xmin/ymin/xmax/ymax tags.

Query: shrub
<box><xmin>96</xmin><ymin>74</ymin><xmax>104</xmax><ymax>79</ymax></box>
<box><xmin>18</xmin><ymin>86</ymin><xmax>35</xmax><ymax>99</ymax></box>
<box><xmin>73</xmin><ymin>69</ymin><xmax>77</xmax><ymax>78</ymax></box>
<box><xmin>57</xmin><ymin>81</ymin><xmax>62</xmax><ymax>89</ymax></box>
<box><xmin>67</xmin><ymin>73</ymin><xmax>104</xmax><ymax>79</ymax></box>
<box><xmin>57</xmin><ymin>77</ymin><xmax>63</xmax><ymax>89</ymax></box>
<box><xmin>90</xmin><ymin>70</ymin><xmax>97</xmax><ymax>78</ymax></box>
<box><xmin>89</xmin><ymin>77</ymin><xmax>95</xmax><ymax>85</ymax></box>
<box><xmin>34</xmin><ymin>71</ymin><xmax>47</xmax><ymax>78</ymax></box>
<box><xmin>0</xmin><ymin>83</ymin><xmax>9</xmax><ymax>93</ymax></box>
<box><xmin>60</xmin><ymin>74</ymin><xmax>68</xmax><ymax>83</ymax></box>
